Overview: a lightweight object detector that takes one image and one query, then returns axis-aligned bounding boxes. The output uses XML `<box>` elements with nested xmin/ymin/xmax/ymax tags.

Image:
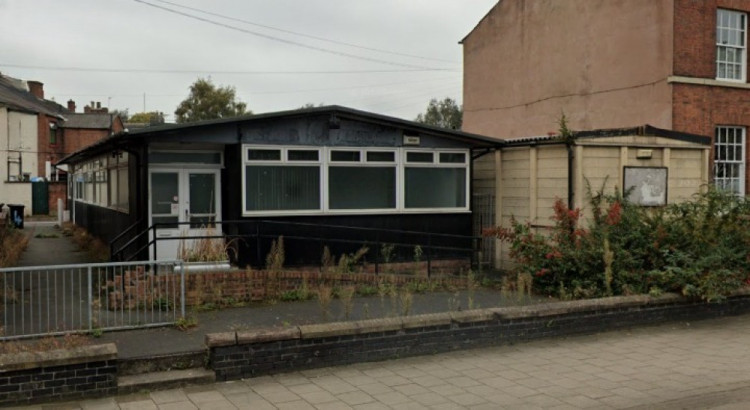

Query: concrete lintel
<box><xmin>355</xmin><ymin>317</ymin><xmax>403</xmax><ymax>333</ymax></box>
<box><xmin>205</xmin><ymin>332</ymin><xmax>237</xmax><ymax>348</ymax></box>
<box><xmin>401</xmin><ymin>313</ymin><xmax>452</xmax><ymax>329</ymax></box>
<box><xmin>299</xmin><ymin>321</ymin><xmax>361</xmax><ymax>339</ymax></box>
<box><xmin>237</xmin><ymin>327</ymin><xmax>300</xmax><ymax>344</ymax></box>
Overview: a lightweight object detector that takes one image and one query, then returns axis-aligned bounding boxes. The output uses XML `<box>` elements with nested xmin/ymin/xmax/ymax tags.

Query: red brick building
<box><xmin>462</xmin><ymin>0</ymin><xmax>750</xmax><ymax>195</ymax></box>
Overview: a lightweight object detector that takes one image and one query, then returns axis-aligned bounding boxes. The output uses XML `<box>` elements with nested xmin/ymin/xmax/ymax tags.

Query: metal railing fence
<box><xmin>0</xmin><ymin>260</ymin><xmax>184</xmax><ymax>340</ymax></box>
<box><xmin>112</xmin><ymin>219</ymin><xmax>484</xmax><ymax>276</ymax></box>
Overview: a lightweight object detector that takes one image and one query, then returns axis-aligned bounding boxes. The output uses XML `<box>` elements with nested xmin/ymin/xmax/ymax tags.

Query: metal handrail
<box><xmin>109</xmin><ymin>218</ymin><xmax>145</xmax><ymax>261</ymax></box>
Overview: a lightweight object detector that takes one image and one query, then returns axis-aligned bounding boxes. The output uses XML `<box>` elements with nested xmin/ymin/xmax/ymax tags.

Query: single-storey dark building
<box><xmin>59</xmin><ymin>106</ymin><xmax>502</xmax><ymax>268</ymax></box>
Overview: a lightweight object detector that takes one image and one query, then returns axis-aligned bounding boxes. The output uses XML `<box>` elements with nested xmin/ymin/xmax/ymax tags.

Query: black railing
<box><xmin>111</xmin><ymin>219</ymin><xmax>486</xmax><ymax>276</ymax></box>
<box><xmin>109</xmin><ymin>218</ymin><xmax>144</xmax><ymax>262</ymax></box>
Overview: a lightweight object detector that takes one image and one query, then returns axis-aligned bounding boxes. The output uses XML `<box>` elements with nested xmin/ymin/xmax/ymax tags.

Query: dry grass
<box><xmin>0</xmin><ymin>226</ymin><xmax>29</xmax><ymax>267</ymax></box>
<box><xmin>62</xmin><ymin>222</ymin><xmax>109</xmax><ymax>262</ymax></box>
<box><xmin>339</xmin><ymin>285</ymin><xmax>356</xmax><ymax>320</ymax></box>
<box><xmin>317</xmin><ymin>284</ymin><xmax>333</xmax><ymax>320</ymax></box>
<box><xmin>178</xmin><ymin>226</ymin><xmax>233</xmax><ymax>262</ymax></box>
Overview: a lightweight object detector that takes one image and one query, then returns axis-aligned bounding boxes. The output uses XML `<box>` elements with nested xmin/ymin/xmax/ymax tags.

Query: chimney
<box><xmin>67</xmin><ymin>99</ymin><xmax>76</xmax><ymax>113</ymax></box>
<box><xmin>96</xmin><ymin>101</ymin><xmax>101</xmax><ymax>109</ymax></box>
<box><xmin>27</xmin><ymin>81</ymin><xmax>44</xmax><ymax>99</ymax></box>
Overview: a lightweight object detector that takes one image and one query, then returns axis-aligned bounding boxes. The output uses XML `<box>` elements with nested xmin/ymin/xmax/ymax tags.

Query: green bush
<box><xmin>485</xmin><ymin>187</ymin><xmax>750</xmax><ymax>301</ymax></box>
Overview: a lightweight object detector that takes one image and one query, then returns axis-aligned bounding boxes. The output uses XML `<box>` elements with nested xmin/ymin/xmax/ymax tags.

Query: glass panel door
<box><xmin>149</xmin><ymin>168</ymin><xmax>221</xmax><ymax>261</ymax></box>
<box><xmin>189</xmin><ymin>172</ymin><xmax>217</xmax><ymax>228</ymax></box>
<box><xmin>151</xmin><ymin>172</ymin><xmax>179</xmax><ymax>229</ymax></box>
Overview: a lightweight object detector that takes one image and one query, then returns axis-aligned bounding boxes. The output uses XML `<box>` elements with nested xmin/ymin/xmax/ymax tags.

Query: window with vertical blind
<box><xmin>404</xmin><ymin>151</ymin><xmax>468</xmax><ymax>209</ymax></box>
<box><xmin>242</xmin><ymin>145</ymin><xmax>470</xmax><ymax>215</ymax></box>
<box><xmin>243</xmin><ymin>147</ymin><xmax>322</xmax><ymax>212</ymax></box>
<box><xmin>328</xmin><ymin>149</ymin><xmax>396</xmax><ymax>210</ymax></box>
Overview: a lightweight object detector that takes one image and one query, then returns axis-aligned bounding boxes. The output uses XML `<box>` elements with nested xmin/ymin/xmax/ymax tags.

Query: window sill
<box><xmin>242</xmin><ymin>209</ymin><xmax>471</xmax><ymax>217</ymax></box>
<box><xmin>668</xmin><ymin>75</ymin><xmax>750</xmax><ymax>89</ymax></box>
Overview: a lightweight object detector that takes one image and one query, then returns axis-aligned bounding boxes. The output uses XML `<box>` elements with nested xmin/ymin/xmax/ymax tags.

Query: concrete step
<box><xmin>118</xmin><ymin>368</ymin><xmax>216</xmax><ymax>394</ymax></box>
<box><xmin>119</xmin><ymin>351</ymin><xmax>206</xmax><ymax>376</ymax></box>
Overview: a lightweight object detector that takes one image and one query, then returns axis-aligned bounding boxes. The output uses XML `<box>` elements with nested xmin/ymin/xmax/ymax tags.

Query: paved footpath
<box><xmin>11</xmin><ymin>313</ymin><xmax>750</xmax><ymax>410</ymax></box>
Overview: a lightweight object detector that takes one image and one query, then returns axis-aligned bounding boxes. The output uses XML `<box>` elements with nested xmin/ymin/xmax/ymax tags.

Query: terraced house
<box><xmin>462</xmin><ymin>0</ymin><xmax>750</xmax><ymax>195</ymax></box>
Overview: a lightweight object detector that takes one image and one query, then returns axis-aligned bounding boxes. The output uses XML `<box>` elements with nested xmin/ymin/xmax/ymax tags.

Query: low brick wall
<box><xmin>0</xmin><ymin>344</ymin><xmax>117</xmax><ymax>406</ymax></box>
<box><xmin>206</xmin><ymin>292</ymin><xmax>750</xmax><ymax>381</ymax></box>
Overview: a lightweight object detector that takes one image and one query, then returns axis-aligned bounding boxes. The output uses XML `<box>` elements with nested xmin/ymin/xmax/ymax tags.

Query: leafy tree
<box><xmin>299</xmin><ymin>103</ymin><xmax>325</xmax><ymax>109</ymax></box>
<box><xmin>415</xmin><ymin>97</ymin><xmax>462</xmax><ymax>130</ymax></box>
<box><xmin>110</xmin><ymin>109</ymin><xmax>129</xmax><ymax>122</ymax></box>
<box><xmin>129</xmin><ymin>111</ymin><xmax>166</xmax><ymax>125</ymax></box>
<box><xmin>174</xmin><ymin>78</ymin><xmax>250</xmax><ymax>123</ymax></box>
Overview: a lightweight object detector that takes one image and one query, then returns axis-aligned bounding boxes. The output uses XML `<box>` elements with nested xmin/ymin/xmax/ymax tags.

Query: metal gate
<box><xmin>31</xmin><ymin>180</ymin><xmax>49</xmax><ymax>215</ymax></box>
<box><xmin>472</xmin><ymin>193</ymin><xmax>496</xmax><ymax>266</ymax></box>
<box><xmin>0</xmin><ymin>260</ymin><xmax>184</xmax><ymax>340</ymax></box>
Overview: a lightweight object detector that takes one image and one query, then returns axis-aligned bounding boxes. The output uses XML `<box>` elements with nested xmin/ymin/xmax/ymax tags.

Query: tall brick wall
<box><xmin>62</xmin><ymin>128</ymin><xmax>111</xmax><ymax>156</ymax></box>
<box><xmin>48</xmin><ymin>181</ymin><xmax>67</xmax><ymax>212</ymax></box>
<box><xmin>672</xmin><ymin>0</ymin><xmax>750</xmax><ymax>192</ymax></box>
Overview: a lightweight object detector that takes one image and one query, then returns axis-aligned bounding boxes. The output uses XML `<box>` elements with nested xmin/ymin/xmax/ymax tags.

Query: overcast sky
<box><xmin>0</xmin><ymin>0</ymin><xmax>496</xmax><ymax>122</ymax></box>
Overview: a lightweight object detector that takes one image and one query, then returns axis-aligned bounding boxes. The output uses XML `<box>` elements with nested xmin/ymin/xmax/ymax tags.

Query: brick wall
<box><xmin>673</xmin><ymin>0</ymin><xmax>750</xmax><ymax>78</ymax></box>
<box><xmin>207</xmin><ymin>292</ymin><xmax>750</xmax><ymax>381</ymax></box>
<box><xmin>48</xmin><ymin>181</ymin><xmax>66</xmax><ymax>212</ymax></box>
<box><xmin>62</xmin><ymin>128</ymin><xmax>111</xmax><ymax>156</ymax></box>
<box><xmin>672</xmin><ymin>83</ymin><xmax>750</xmax><ymax>192</ymax></box>
<box><xmin>0</xmin><ymin>344</ymin><xmax>117</xmax><ymax>406</ymax></box>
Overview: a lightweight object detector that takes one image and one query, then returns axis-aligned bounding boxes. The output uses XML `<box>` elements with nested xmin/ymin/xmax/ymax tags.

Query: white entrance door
<box><xmin>149</xmin><ymin>169</ymin><xmax>221</xmax><ymax>260</ymax></box>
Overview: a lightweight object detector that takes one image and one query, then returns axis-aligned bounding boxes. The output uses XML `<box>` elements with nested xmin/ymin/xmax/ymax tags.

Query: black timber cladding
<box><xmin>60</xmin><ymin>106</ymin><xmax>497</xmax><ymax>264</ymax></box>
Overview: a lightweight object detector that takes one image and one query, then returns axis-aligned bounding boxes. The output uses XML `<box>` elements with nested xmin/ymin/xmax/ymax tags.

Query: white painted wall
<box><xmin>0</xmin><ymin>107</ymin><xmax>38</xmax><ymax>214</ymax></box>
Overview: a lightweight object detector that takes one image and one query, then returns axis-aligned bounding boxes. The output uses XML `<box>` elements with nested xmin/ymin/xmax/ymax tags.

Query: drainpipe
<box><xmin>567</xmin><ymin>143</ymin><xmax>574</xmax><ymax>210</ymax></box>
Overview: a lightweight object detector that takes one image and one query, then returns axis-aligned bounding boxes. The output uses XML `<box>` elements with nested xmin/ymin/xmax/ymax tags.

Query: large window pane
<box><xmin>117</xmin><ymin>167</ymin><xmax>129</xmax><ymax>211</ymax></box>
<box><xmin>245</xmin><ymin>166</ymin><xmax>320</xmax><ymax>211</ymax></box>
<box><xmin>329</xmin><ymin>167</ymin><xmax>396</xmax><ymax>209</ymax></box>
<box><xmin>405</xmin><ymin>168</ymin><xmax>466</xmax><ymax>208</ymax></box>
<box><xmin>151</xmin><ymin>173</ymin><xmax>178</xmax><ymax>215</ymax></box>
<box><xmin>151</xmin><ymin>172</ymin><xmax>178</xmax><ymax>228</ymax></box>
<box><xmin>190</xmin><ymin>173</ymin><xmax>216</xmax><ymax>228</ymax></box>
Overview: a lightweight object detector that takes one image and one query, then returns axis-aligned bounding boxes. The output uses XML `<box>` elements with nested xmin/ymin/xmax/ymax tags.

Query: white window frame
<box><xmin>402</xmin><ymin>149</ymin><xmax>470</xmax><ymax>213</ymax></box>
<box><xmin>714</xmin><ymin>125</ymin><xmax>746</xmax><ymax>195</ymax></box>
<box><xmin>72</xmin><ymin>154</ymin><xmax>130</xmax><ymax>213</ymax></box>
<box><xmin>717</xmin><ymin>8</ymin><xmax>747</xmax><ymax>82</ymax></box>
<box><xmin>325</xmin><ymin>148</ymin><xmax>399</xmax><ymax>213</ymax></box>
<box><xmin>242</xmin><ymin>146</ymin><xmax>324</xmax><ymax>216</ymax></box>
<box><xmin>241</xmin><ymin>145</ymin><xmax>470</xmax><ymax>216</ymax></box>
